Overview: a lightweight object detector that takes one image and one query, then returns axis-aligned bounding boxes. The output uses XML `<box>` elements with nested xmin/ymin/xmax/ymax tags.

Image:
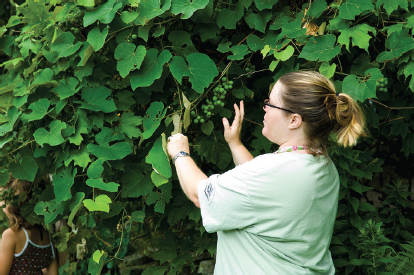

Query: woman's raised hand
<box><xmin>222</xmin><ymin>101</ymin><xmax>244</xmax><ymax>147</ymax></box>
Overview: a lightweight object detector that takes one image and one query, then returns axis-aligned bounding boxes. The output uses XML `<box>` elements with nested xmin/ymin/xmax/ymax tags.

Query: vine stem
<box><xmin>368</xmin><ymin>98</ymin><xmax>414</xmax><ymax>110</ymax></box>
<box><xmin>379</xmin><ymin>116</ymin><xmax>404</xmax><ymax>125</ymax></box>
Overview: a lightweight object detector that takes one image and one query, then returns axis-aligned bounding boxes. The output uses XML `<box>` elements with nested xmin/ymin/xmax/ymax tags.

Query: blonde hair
<box><xmin>2</xmin><ymin>175</ymin><xmax>33</xmax><ymax>231</ymax></box>
<box><xmin>278</xmin><ymin>71</ymin><xmax>366</xmax><ymax>156</ymax></box>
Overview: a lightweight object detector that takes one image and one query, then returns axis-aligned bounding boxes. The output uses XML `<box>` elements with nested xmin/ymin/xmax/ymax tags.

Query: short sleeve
<box><xmin>198</xmin><ymin>170</ymin><xmax>256</xmax><ymax>233</ymax></box>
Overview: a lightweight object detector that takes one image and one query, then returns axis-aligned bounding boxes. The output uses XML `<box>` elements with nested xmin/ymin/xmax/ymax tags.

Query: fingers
<box><xmin>240</xmin><ymin>101</ymin><xmax>244</xmax><ymax>121</ymax></box>
<box><xmin>222</xmin><ymin>117</ymin><xmax>230</xmax><ymax>131</ymax></box>
<box><xmin>232</xmin><ymin>103</ymin><xmax>240</xmax><ymax>127</ymax></box>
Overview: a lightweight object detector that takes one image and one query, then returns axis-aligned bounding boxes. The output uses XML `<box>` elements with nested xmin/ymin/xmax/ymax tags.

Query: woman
<box><xmin>167</xmin><ymin>71</ymin><xmax>365</xmax><ymax>274</ymax></box>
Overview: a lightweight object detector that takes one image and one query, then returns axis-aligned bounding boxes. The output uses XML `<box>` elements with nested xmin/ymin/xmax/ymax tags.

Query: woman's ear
<box><xmin>289</xmin><ymin>114</ymin><xmax>303</xmax><ymax>130</ymax></box>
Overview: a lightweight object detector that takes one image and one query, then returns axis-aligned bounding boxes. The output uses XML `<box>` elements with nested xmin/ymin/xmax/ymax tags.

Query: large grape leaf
<box><xmin>77</xmin><ymin>86</ymin><xmax>117</xmax><ymax>113</ymax></box>
<box><xmin>298</xmin><ymin>34</ymin><xmax>341</xmax><ymax>62</ymax></box>
<box><xmin>54</xmin><ymin>166</ymin><xmax>76</xmax><ymax>204</ymax></box>
<box><xmin>87</xmin><ymin>27</ymin><xmax>108</xmax><ymax>51</ymax></box>
<box><xmin>116</xmin><ymin>112</ymin><xmax>143</xmax><ymax>139</ymax></box>
<box><xmin>169</xmin><ymin>53</ymin><xmax>218</xmax><ymax>93</ymax></box>
<box><xmin>20</xmin><ymin>98</ymin><xmax>50</xmax><ymax>122</ymax></box>
<box><xmin>307</xmin><ymin>1</ymin><xmax>327</xmax><ymax>18</ymax></box>
<box><xmin>87</xmin><ymin>159</ymin><xmax>105</xmax><ymax>179</ymax></box>
<box><xmin>29</xmin><ymin>68</ymin><xmax>57</xmax><ymax>91</ymax></box>
<box><xmin>83</xmin><ymin>195</ymin><xmax>111</xmax><ymax>212</ymax></box>
<box><xmin>9</xmin><ymin>156</ymin><xmax>39</xmax><ymax>182</ymax></box>
<box><xmin>135</xmin><ymin>0</ymin><xmax>172</xmax><ymax>25</ymax></box>
<box><xmin>171</xmin><ymin>0</ymin><xmax>209</xmax><ymax>19</ymax></box>
<box><xmin>142</xmin><ymin>102</ymin><xmax>167</xmax><ymax>140</ymax></box>
<box><xmin>216</xmin><ymin>2</ymin><xmax>244</xmax><ymax>29</ymax></box>
<box><xmin>254</xmin><ymin>0</ymin><xmax>278</xmax><ymax>10</ymax></box>
<box><xmin>244</xmin><ymin>11</ymin><xmax>273</xmax><ymax>33</ymax></box>
<box><xmin>51</xmin><ymin>32</ymin><xmax>83</xmax><ymax>58</ymax></box>
<box><xmin>51</xmin><ymin>77</ymin><xmax>83</xmax><ymax>100</ymax></box>
<box><xmin>121</xmin><ymin>167</ymin><xmax>153</xmax><ymax>198</ymax></box>
<box><xmin>194</xmin><ymin>135</ymin><xmax>232</xmax><ymax>170</ymax></box>
<box><xmin>228</xmin><ymin>45</ymin><xmax>250</xmax><ymax>61</ymax></box>
<box><xmin>33</xmin><ymin>120</ymin><xmax>67</xmax><ymax>146</ymax></box>
<box><xmin>130</xmin><ymin>49</ymin><xmax>172</xmax><ymax>90</ymax></box>
<box><xmin>64</xmin><ymin>147</ymin><xmax>91</xmax><ymax>170</ymax></box>
<box><xmin>337</xmin><ymin>0</ymin><xmax>374</xmax><ymax>20</ymax></box>
<box><xmin>338</xmin><ymin>24</ymin><xmax>376</xmax><ymax>52</ymax></box>
<box><xmin>86</xmin><ymin>178</ymin><xmax>120</xmax><ymax>192</ymax></box>
<box><xmin>95</xmin><ymin>127</ymin><xmax>125</xmax><ymax>145</ymax></box>
<box><xmin>146</xmin><ymin>136</ymin><xmax>172</xmax><ymax>180</ymax></box>
<box><xmin>83</xmin><ymin>0</ymin><xmax>122</xmax><ymax>27</ymax></box>
<box><xmin>0</xmin><ymin>107</ymin><xmax>21</xmax><ymax>137</ymax></box>
<box><xmin>121</xmin><ymin>11</ymin><xmax>138</xmax><ymax>23</ymax></box>
<box><xmin>376</xmin><ymin>29</ymin><xmax>414</xmax><ymax>62</ymax></box>
<box><xmin>87</xmin><ymin>142</ymin><xmax>132</xmax><ymax>160</ymax></box>
<box><xmin>376</xmin><ymin>0</ymin><xmax>408</xmax><ymax>15</ymax></box>
<box><xmin>342</xmin><ymin>68</ymin><xmax>383</xmax><ymax>102</ymax></box>
<box><xmin>114</xmin><ymin>43</ymin><xmax>146</xmax><ymax>78</ymax></box>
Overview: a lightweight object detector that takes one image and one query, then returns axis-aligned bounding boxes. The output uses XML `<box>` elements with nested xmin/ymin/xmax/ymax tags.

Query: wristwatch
<box><xmin>172</xmin><ymin>151</ymin><xmax>190</xmax><ymax>164</ymax></box>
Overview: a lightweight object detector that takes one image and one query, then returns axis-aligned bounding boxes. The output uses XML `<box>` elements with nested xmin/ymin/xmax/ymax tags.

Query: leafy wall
<box><xmin>0</xmin><ymin>0</ymin><xmax>414</xmax><ymax>274</ymax></box>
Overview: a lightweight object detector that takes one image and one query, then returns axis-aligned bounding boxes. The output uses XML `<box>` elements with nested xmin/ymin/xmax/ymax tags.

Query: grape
<box><xmin>245</xmin><ymin>67</ymin><xmax>250</xmax><ymax>72</ymax></box>
<box><xmin>384</xmin><ymin>78</ymin><xmax>388</xmax><ymax>85</ymax></box>
<box><xmin>131</xmin><ymin>34</ymin><xmax>138</xmax><ymax>39</ymax></box>
<box><xmin>191</xmin><ymin>111</ymin><xmax>196</xmax><ymax>116</ymax></box>
<box><xmin>228</xmin><ymin>85</ymin><xmax>233</xmax><ymax>89</ymax></box>
<box><xmin>250</xmin><ymin>65</ymin><xmax>255</xmax><ymax>70</ymax></box>
<box><xmin>214</xmin><ymin>87</ymin><xmax>219</xmax><ymax>92</ymax></box>
<box><xmin>197</xmin><ymin>116</ymin><xmax>201</xmax><ymax>120</ymax></box>
<box><xmin>331</xmin><ymin>3</ymin><xmax>337</xmax><ymax>9</ymax></box>
<box><xmin>213</xmin><ymin>96</ymin><xmax>217</xmax><ymax>101</ymax></box>
<box><xmin>229</xmin><ymin>81</ymin><xmax>234</xmax><ymax>85</ymax></box>
<box><xmin>216</xmin><ymin>100</ymin><xmax>221</xmax><ymax>104</ymax></box>
<box><xmin>379</xmin><ymin>78</ymin><xmax>384</xmax><ymax>83</ymax></box>
<box><xmin>204</xmin><ymin>109</ymin><xmax>208</xmax><ymax>113</ymax></box>
<box><xmin>210</xmin><ymin>105</ymin><xmax>215</xmax><ymax>109</ymax></box>
<box><xmin>220</xmin><ymin>95</ymin><xmax>225</xmax><ymax>100</ymax></box>
<box><xmin>222</xmin><ymin>77</ymin><xmax>227</xmax><ymax>81</ymax></box>
<box><xmin>224</xmin><ymin>85</ymin><xmax>229</xmax><ymax>90</ymax></box>
<box><xmin>220</xmin><ymin>102</ymin><xmax>225</xmax><ymax>107</ymax></box>
<box><xmin>194</xmin><ymin>119</ymin><xmax>199</xmax><ymax>123</ymax></box>
<box><xmin>376</xmin><ymin>82</ymin><xmax>381</xmax><ymax>87</ymax></box>
<box><xmin>219</xmin><ymin>88</ymin><xmax>225</xmax><ymax>93</ymax></box>
<box><xmin>207</xmin><ymin>112</ymin><xmax>211</xmax><ymax>116</ymax></box>
<box><xmin>200</xmin><ymin>119</ymin><xmax>205</xmax><ymax>123</ymax></box>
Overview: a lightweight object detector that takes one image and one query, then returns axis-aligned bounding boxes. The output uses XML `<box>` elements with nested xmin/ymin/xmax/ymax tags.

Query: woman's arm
<box><xmin>0</xmin><ymin>229</ymin><xmax>16</xmax><ymax>275</ymax></box>
<box><xmin>167</xmin><ymin>134</ymin><xmax>207</xmax><ymax>208</ymax></box>
<box><xmin>42</xmin><ymin>257</ymin><xmax>58</xmax><ymax>275</ymax></box>
<box><xmin>223</xmin><ymin>101</ymin><xmax>254</xmax><ymax>166</ymax></box>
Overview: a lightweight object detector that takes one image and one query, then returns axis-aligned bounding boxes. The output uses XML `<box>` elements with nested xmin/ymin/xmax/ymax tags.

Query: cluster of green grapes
<box><xmin>191</xmin><ymin>77</ymin><xmax>234</xmax><ymax>124</ymax></box>
<box><xmin>376</xmin><ymin>77</ymin><xmax>388</xmax><ymax>92</ymax></box>
<box><xmin>244</xmin><ymin>65</ymin><xmax>255</xmax><ymax>78</ymax></box>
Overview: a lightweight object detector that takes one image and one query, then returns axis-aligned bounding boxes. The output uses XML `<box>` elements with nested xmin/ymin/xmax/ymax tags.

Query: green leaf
<box><xmin>0</xmin><ymin>107</ymin><xmax>21</xmax><ymax>137</ymax></box>
<box><xmin>33</xmin><ymin>120</ymin><xmax>67</xmax><ymax>147</ymax></box>
<box><xmin>87</xmin><ymin>142</ymin><xmax>132</xmax><ymax>160</ymax></box>
<box><xmin>51</xmin><ymin>32</ymin><xmax>83</xmax><ymax>58</ymax></box>
<box><xmin>54</xmin><ymin>166</ymin><xmax>76</xmax><ymax>204</ymax></box>
<box><xmin>376</xmin><ymin>29</ymin><xmax>414</xmax><ymax>62</ymax></box>
<box><xmin>169</xmin><ymin>53</ymin><xmax>218</xmax><ymax>93</ymax></box>
<box><xmin>87</xmin><ymin>159</ymin><xmax>105</xmax><ymax>179</ymax></box>
<box><xmin>9</xmin><ymin>156</ymin><xmax>39</xmax><ymax>182</ymax></box>
<box><xmin>246</xmin><ymin>35</ymin><xmax>265</xmax><ymax>51</ymax></box>
<box><xmin>114</xmin><ymin>43</ymin><xmax>147</xmax><ymax>78</ymax></box>
<box><xmin>20</xmin><ymin>98</ymin><xmax>50</xmax><ymax>122</ymax></box>
<box><xmin>86</xmin><ymin>178</ymin><xmax>120</xmax><ymax>192</ymax></box>
<box><xmin>298</xmin><ymin>34</ymin><xmax>341</xmax><ymax>62</ymax></box>
<box><xmin>77</xmin><ymin>86</ymin><xmax>117</xmax><ymax>113</ymax></box>
<box><xmin>116</xmin><ymin>112</ymin><xmax>143</xmax><ymax>139</ymax></box>
<box><xmin>83</xmin><ymin>195</ymin><xmax>112</xmax><ymax>212</ymax></box>
<box><xmin>171</xmin><ymin>0</ymin><xmax>209</xmax><ymax>19</ymax></box>
<box><xmin>142</xmin><ymin>266</ymin><xmax>169</xmax><ymax>275</ymax></box>
<box><xmin>151</xmin><ymin>170</ymin><xmax>169</xmax><ymax>187</ymax></box>
<box><xmin>52</xmin><ymin>77</ymin><xmax>83</xmax><ymax>100</ymax></box>
<box><xmin>130</xmin><ymin>49</ymin><xmax>172</xmax><ymax>90</ymax></box>
<box><xmin>254</xmin><ymin>0</ymin><xmax>277</xmax><ymax>10</ymax></box>
<box><xmin>64</xmin><ymin>147</ymin><xmax>91</xmax><ymax>170</ymax></box>
<box><xmin>216</xmin><ymin>2</ymin><xmax>244</xmax><ymax>29</ymax></box>
<box><xmin>68</xmin><ymin>192</ymin><xmax>85</xmax><ymax>225</ymax></box>
<box><xmin>135</xmin><ymin>0</ymin><xmax>172</xmax><ymax>25</ymax></box>
<box><xmin>142</xmin><ymin>102</ymin><xmax>167</xmax><ymax>140</ymax></box>
<box><xmin>121</xmin><ymin>167</ymin><xmax>153</xmax><ymax>198</ymax></box>
<box><xmin>146</xmin><ymin>136</ymin><xmax>172</xmax><ymax>178</ymax></box>
<box><xmin>121</xmin><ymin>11</ymin><xmax>138</xmax><ymax>23</ymax></box>
<box><xmin>350</xmin><ymin>258</ymin><xmax>373</xmax><ymax>266</ymax></box>
<box><xmin>194</xmin><ymin>135</ymin><xmax>232</xmax><ymax>170</ymax></box>
<box><xmin>273</xmin><ymin>45</ymin><xmax>294</xmax><ymax>61</ymax></box>
<box><xmin>307</xmin><ymin>1</ymin><xmax>327</xmax><ymax>18</ymax></box>
<box><xmin>88</xmin><ymin>250</ymin><xmax>107</xmax><ymax>275</ymax></box>
<box><xmin>201</xmin><ymin>120</ymin><xmax>214</xmax><ymax>135</ymax></box>
<box><xmin>376</xmin><ymin>0</ymin><xmax>408</xmax><ymax>15</ymax></box>
<box><xmin>228</xmin><ymin>45</ymin><xmax>250</xmax><ymax>61</ymax></box>
<box><xmin>342</xmin><ymin>68</ymin><xmax>383</xmax><ymax>102</ymax></box>
<box><xmin>349</xmin><ymin>197</ymin><xmax>359</xmax><ymax>213</ymax></box>
<box><xmin>87</xmin><ymin>27</ymin><xmax>109</xmax><ymax>51</ymax></box>
<box><xmin>0</xmin><ymin>170</ymin><xmax>9</xmax><ymax>186</ymax></box>
<box><xmin>319</xmin><ymin>62</ymin><xmax>336</xmax><ymax>79</ymax></box>
<box><xmin>244</xmin><ymin>11</ymin><xmax>273</xmax><ymax>33</ymax></box>
<box><xmin>402</xmin><ymin>61</ymin><xmax>414</xmax><ymax>91</ymax></box>
<box><xmin>131</xmin><ymin>210</ymin><xmax>145</xmax><ymax>223</ymax></box>
<box><xmin>83</xmin><ymin>0</ymin><xmax>122</xmax><ymax>27</ymax></box>
<box><xmin>77</xmin><ymin>0</ymin><xmax>94</xmax><ymax>7</ymax></box>
<box><xmin>338</xmin><ymin>24</ymin><xmax>376</xmax><ymax>52</ymax></box>
<box><xmin>337</xmin><ymin>0</ymin><xmax>374</xmax><ymax>20</ymax></box>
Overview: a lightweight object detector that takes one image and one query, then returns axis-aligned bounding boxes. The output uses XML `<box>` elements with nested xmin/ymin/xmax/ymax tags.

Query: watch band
<box><xmin>172</xmin><ymin>151</ymin><xmax>190</xmax><ymax>164</ymax></box>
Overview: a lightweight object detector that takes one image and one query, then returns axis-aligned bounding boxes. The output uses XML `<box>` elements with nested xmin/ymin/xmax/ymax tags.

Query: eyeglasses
<box><xmin>263</xmin><ymin>99</ymin><xmax>295</xmax><ymax>113</ymax></box>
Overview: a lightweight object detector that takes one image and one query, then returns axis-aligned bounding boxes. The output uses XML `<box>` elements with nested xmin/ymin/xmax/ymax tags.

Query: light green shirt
<box><xmin>198</xmin><ymin>153</ymin><xmax>339</xmax><ymax>275</ymax></box>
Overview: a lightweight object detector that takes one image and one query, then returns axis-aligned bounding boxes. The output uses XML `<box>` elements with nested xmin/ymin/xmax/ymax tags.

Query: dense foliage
<box><xmin>1</xmin><ymin>0</ymin><xmax>414</xmax><ymax>274</ymax></box>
